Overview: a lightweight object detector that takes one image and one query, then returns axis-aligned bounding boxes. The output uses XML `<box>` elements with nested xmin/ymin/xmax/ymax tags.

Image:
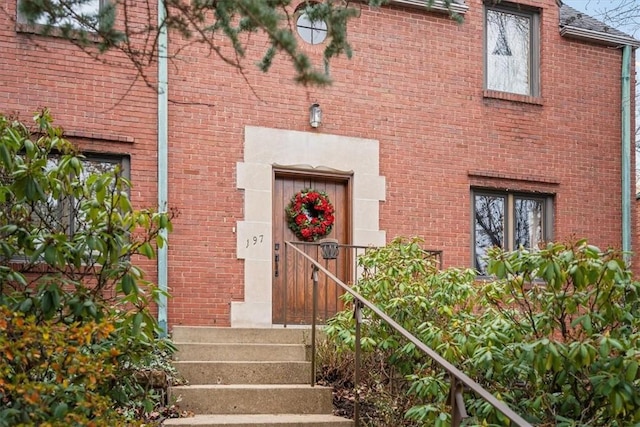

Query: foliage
<box><xmin>0</xmin><ymin>307</ymin><xmax>130</xmax><ymax>426</ymax></box>
<box><xmin>485</xmin><ymin>240</ymin><xmax>640</xmax><ymax>425</ymax></box>
<box><xmin>15</xmin><ymin>0</ymin><xmax>462</xmax><ymax>89</ymax></box>
<box><xmin>325</xmin><ymin>237</ymin><xmax>478</xmax><ymax>426</ymax></box>
<box><xmin>324</xmin><ymin>237</ymin><xmax>640</xmax><ymax>426</ymax></box>
<box><xmin>316</xmin><ymin>336</ymin><xmax>420</xmax><ymax>426</ymax></box>
<box><xmin>0</xmin><ymin>110</ymin><xmax>176</xmax><ymax>424</ymax></box>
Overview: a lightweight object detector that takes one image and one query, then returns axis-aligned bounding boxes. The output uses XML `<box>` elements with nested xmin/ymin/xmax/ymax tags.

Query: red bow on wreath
<box><xmin>285</xmin><ymin>189</ymin><xmax>335</xmax><ymax>242</ymax></box>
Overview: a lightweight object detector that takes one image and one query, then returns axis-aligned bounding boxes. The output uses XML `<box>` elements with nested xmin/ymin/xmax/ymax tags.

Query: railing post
<box><xmin>450</xmin><ymin>376</ymin><xmax>468</xmax><ymax>427</ymax></box>
<box><xmin>285</xmin><ymin>242</ymin><xmax>533</xmax><ymax>427</ymax></box>
<box><xmin>283</xmin><ymin>243</ymin><xmax>288</xmax><ymax>327</ymax></box>
<box><xmin>354</xmin><ymin>300</ymin><xmax>362</xmax><ymax>427</ymax></box>
<box><xmin>311</xmin><ymin>265</ymin><xmax>319</xmax><ymax>387</ymax></box>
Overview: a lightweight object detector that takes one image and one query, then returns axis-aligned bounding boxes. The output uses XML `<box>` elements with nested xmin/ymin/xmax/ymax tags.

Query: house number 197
<box><xmin>246</xmin><ymin>234</ymin><xmax>264</xmax><ymax>248</ymax></box>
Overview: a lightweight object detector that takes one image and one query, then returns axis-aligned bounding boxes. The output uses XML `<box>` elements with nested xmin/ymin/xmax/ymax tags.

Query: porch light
<box><xmin>319</xmin><ymin>238</ymin><xmax>339</xmax><ymax>260</ymax></box>
<box><xmin>309</xmin><ymin>103</ymin><xmax>322</xmax><ymax>128</ymax></box>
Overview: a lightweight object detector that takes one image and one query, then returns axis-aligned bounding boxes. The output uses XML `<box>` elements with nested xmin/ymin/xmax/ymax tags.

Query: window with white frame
<box><xmin>473</xmin><ymin>190</ymin><xmax>552</xmax><ymax>274</ymax></box>
<box><xmin>294</xmin><ymin>2</ymin><xmax>328</xmax><ymax>45</ymax></box>
<box><xmin>17</xmin><ymin>0</ymin><xmax>106</xmax><ymax>30</ymax></box>
<box><xmin>484</xmin><ymin>4</ymin><xmax>540</xmax><ymax>96</ymax></box>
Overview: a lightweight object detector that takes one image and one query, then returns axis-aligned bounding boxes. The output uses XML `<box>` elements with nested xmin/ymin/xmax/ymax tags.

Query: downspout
<box><xmin>621</xmin><ymin>44</ymin><xmax>632</xmax><ymax>262</ymax></box>
<box><xmin>157</xmin><ymin>0</ymin><xmax>169</xmax><ymax>336</ymax></box>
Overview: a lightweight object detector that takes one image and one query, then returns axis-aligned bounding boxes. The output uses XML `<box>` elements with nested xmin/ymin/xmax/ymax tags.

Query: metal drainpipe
<box><xmin>157</xmin><ymin>0</ymin><xmax>169</xmax><ymax>337</ymax></box>
<box><xmin>622</xmin><ymin>44</ymin><xmax>632</xmax><ymax>262</ymax></box>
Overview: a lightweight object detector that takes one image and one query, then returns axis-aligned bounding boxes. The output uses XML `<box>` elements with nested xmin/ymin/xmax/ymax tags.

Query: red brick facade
<box><xmin>1</xmin><ymin>0</ymin><xmax>636</xmax><ymax>327</ymax></box>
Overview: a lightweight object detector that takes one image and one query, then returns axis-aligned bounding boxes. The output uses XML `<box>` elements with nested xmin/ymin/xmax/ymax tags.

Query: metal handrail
<box><xmin>281</xmin><ymin>242</ymin><xmax>442</xmax><ymax>326</ymax></box>
<box><xmin>285</xmin><ymin>241</ymin><xmax>532</xmax><ymax>427</ymax></box>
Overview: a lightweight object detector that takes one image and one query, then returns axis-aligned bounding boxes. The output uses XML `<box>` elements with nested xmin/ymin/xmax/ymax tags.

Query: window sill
<box><xmin>15</xmin><ymin>22</ymin><xmax>100</xmax><ymax>42</ymax></box>
<box><xmin>389</xmin><ymin>0</ymin><xmax>468</xmax><ymax>15</ymax></box>
<box><xmin>65</xmin><ymin>130</ymin><xmax>135</xmax><ymax>144</ymax></box>
<box><xmin>469</xmin><ymin>170</ymin><xmax>560</xmax><ymax>186</ymax></box>
<box><xmin>483</xmin><ymin>90</ymin><xmax>543</xmax><ymax>106</ymax></box>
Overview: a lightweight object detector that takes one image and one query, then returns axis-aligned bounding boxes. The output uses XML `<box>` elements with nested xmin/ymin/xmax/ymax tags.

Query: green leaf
<box><xmin>139</xmin><ymin>241</ymin><xmax>155</xmax><ymax>259</ymax></box>
<box><xmin>607</xmin><ymin>260</ymin><xmax>620</xmax><ymax>272</ymax></box>
<box><xmin>23</xmin><ymin>138</ymin><xmax>34</xmax><ymax>155</ymax></box>
<box><xmin>44</xmin><ymin>245</ymin><xmax>57</xmax><ymax>266</ymax></box>
<box><xmin>53</xmin><ymin>402</ymin><xmax>68</xmax><ymax>419</ymax></box>
<box><xmin>19</xmin><ymin>298</ymin><xmax>33</xmax><ymax>313</ymax></box>
<box><xmin>41</xmin><ymin>291</ymin><xmax>52</xmax><ymax>315</ymax></box>
<box><xmin>121</xmin><ymin>273</ymin><xmax>134</xmax><ymax>295</ymax></box>
<box><xmin>132</xmin><ymin>312</ymin><xmax>143</xmax><ymax>336</ymax></box>
<box><xmin>626</xmin><ymin>361</ymin><xmax>639</xmax><ymax>382</ymax></box>
<box><xmin>0</xmin><ymin>224</ymin><xmax>18</xmax><ymax>235</ymax></box>
<box><xmin>612</xmin><ymin>392</ymin><xmax>624</xmax><ymax>414</ymax></box>
<box><xmin>0</xmin><ymin>143</ymin><xmax>12</xmax><ymax>169</ymax></box>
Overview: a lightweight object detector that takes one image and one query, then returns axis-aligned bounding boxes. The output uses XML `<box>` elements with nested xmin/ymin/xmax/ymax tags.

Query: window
<box><xmin>296</xmin><ymin>7</ymin><xmax>328</xmax><ymax>45</ymax></box>
<box><xmin>473</xmin><ymin>190</ymin><xmax>552</xmax><ymax>274</ymax></box>
<box><xmin>47</xmin><ymin>154</ymin><xmax>129</xmax><ymax>236</ymax></box>
<box><xmin>4</xmin><ymin>154</ymin><xmax>129</xmax><ymax>263</ymax></box>
<box><xmin>484</xmin><ymin>4</ymin><xmax>540</xmax><ymax>96</ymax></box>
<box><xmin>17</xmin><ymin>0</ymin><xmax>106</xmax><ymax>30</ymax></box>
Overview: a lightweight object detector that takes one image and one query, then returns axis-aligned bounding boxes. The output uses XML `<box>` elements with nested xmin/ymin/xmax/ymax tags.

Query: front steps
<box><xmin>163</xmin><ymin>327</ymin><xmax>352</xmax><ymax>427</ymax></box>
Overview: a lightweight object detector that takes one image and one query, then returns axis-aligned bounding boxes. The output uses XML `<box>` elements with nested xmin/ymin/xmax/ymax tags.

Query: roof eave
<box><xmin>560</xmin><ymin>25</ymin><xmax>640</xmax><ymax>48</ymax></box>
<box><xmin>389</xmin><ymin>0</ymin><xmax>468</xmax><ymax>15</ymax></box>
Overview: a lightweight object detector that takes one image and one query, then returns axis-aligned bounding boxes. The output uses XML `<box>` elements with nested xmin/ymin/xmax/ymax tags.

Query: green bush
<box><xmin>0</xmin><ymin>110</ymin><xmax>176</xmax><ymax>425</ymax></box>
<box><xmin>324</xmin><ymin>237</ymin><xmax>640</xmax><ymax>426</ymax></box>
<box><xmin>484</xmin><ymin>240</ymin><xmax>640</xmax><ymax>425</ymax></box>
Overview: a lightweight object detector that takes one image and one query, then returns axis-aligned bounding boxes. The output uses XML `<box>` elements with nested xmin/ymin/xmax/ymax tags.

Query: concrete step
<box><xmin>162</xmin><ymin>413</ymin><xmax>353</xmax><ymax>426</ymax></box>
<box><xmin>170</xmin><ymin>384</ymin><xmax>333</xmax><ymax>415</ymax></box>
<box><xmin>174</xmin><ymin>343</ymin><xmax>307</xmax><ymax>362</ymax></box>
<box><xmin>174</xmin><ymin>361</ymin><xmax>311</xmax><ymax>385</ymax></box>
<box><xmin>172</xmin><ymin>327</ymin><xmax>316</xmax><ymax>345</ymax></box>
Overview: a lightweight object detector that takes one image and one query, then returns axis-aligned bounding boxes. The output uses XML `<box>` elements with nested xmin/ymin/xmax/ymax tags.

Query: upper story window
<box><xmin>295</xmin><ymin>3</ymin><xmax>328</xmax><ymax>45</ymax></box>
<box><xmin>484</xmin><ymin>3</ymin><xmax>540</xmax><ymax>96</ymax></box>
<box><xmin>17</xmin><ymin>0</ymin><xmax>105</xmax><ymax>31</ymax></box>
<box><xmin>473</xmin><ymin>190</ymin><xmax>552</xmax><ymax>274</ymax></box>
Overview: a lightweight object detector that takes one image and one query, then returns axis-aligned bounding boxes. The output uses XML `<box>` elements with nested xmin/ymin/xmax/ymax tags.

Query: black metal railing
<box><xmin>284</xmin><ymin>241</ymin><xmax>531</xmax><ymax>427</ymax></box>
<box><xmin>282</xmin><ymin>241</ymin><xmax>442</xmax><ymax>326</ymax></box>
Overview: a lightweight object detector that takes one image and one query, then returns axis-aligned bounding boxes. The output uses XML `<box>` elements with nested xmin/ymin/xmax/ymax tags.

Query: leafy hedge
<box><xmin>325</xmin><ymin>237</ymin><xmax>640</xmax><ymax>426</ymax></box>
<box><xmin>0</xmin><ymin>110</ymin><xmax>176</xmax><ymax>425</ymax></box>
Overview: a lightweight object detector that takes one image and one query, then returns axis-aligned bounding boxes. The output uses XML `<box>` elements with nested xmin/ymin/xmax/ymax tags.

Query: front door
<box><xmin>273</xmin><ymin>171</ymin><xmax>351</xmax><ymax>324</ymax></box>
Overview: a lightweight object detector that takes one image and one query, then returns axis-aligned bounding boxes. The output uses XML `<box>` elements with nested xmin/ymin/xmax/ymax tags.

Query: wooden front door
<box><xmin>273</xmin><ymin>171</ymin><xmax>351</xmax><ymax>324</ymax></box>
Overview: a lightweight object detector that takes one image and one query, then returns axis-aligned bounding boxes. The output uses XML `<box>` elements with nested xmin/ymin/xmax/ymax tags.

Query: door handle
<box><xmin>274</xmin><ymin>243</ymin><xmax>280</xmax><ymax>277</ymax></box>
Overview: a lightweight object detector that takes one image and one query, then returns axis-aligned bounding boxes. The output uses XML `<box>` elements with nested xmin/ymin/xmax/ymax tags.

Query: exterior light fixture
<box><xmin>309</xmin><ymin>103</ymin><xmax>322</xmax><ymax>128</ymax></box>
<box><xmin>319</xmin><ymin>238</ymin><xmax>339</xmax><ymax>260</ymax></box>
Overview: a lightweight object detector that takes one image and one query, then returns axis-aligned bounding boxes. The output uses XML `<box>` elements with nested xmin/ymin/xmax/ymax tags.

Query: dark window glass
<box><xmin>473</xmin><ymin>191</ymin><xmax>551</xmax><ymax>275</ymax></box>
<box><xmin>474</xmin><ymin>194</ymin><xmax>505</xmax><ymax>273</ymax></box>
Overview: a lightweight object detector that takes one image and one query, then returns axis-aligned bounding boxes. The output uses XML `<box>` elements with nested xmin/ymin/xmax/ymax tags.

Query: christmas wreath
<box><xmin>286</xmin><ymin>189</ymin><xmax>335</xmax><ymax>242</ymax></box>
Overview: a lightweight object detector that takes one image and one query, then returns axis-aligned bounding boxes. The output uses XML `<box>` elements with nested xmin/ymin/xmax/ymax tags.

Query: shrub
<box><xmin>0</xmin><ymin>110</ymin><xmax>175</xmax><ymax>425</ymax></box>
<box><xmin>324</xmin><ymin>237</ymin><xmax>640</xmax><ymax>426</ymax></box>
<box><xmin>0</xmin><ymin>307</ymin><xmax>130</xmax><ymax>426</ymax></box>
<box><xmin>484</xmin><ymin>240</ymin><xmax>640</xmax><ymax>425</ymax></box>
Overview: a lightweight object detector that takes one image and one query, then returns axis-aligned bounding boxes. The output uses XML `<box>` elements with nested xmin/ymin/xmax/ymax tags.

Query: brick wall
<box><xmin>0</xmin><ymin>1</ymin><xmax>160</xmax><ymax>286</ymax></box>
<box><xmin>1</xmin><ymin>0</ymin><xmax>635</xmax><ymax>326</ymax></box>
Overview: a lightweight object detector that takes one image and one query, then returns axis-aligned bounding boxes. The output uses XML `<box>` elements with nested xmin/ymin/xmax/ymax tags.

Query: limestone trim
<box><xmin>233</xmin><ymin>126</ymin><xmax>386</xmax><ymax>327</ymax></box>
